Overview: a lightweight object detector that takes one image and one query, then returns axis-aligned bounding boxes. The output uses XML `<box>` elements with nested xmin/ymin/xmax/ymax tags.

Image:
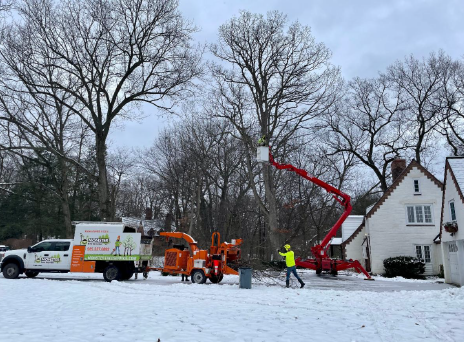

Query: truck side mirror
<box><xmin>27</xmin><ymin>247</ymin><xmax>33</xmax><ymax>253</ymax></box>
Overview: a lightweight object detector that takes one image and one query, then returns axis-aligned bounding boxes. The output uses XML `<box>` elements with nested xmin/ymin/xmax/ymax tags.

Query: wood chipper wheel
<box><xmin>316</xmin><ymin>268</ymin><xmax>322</xmax><ymax>275</ymax></box>
<box><xmin>209</xmin><ymin>274</ymin><xmax>224</xmax><ymax>284</ymax></box>
<box><xmin>191</xmin><ymin>270</ymin><xmax>207</xmax><ymax>284</ymax></box>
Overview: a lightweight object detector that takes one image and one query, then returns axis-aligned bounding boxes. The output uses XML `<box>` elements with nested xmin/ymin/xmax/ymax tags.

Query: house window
<box><xmin>449</xmin><ymin>201</ymin><xmax>456</xmax><ymax>221</ymax></box>
<box><xmin>406</xmin><ymin>205</ymin><xmax>433</xmax><ymax>224</ymax></box>
<box><xmin>413</xmin><ymin>179</ymin><xmax>420</xmax><ymax>193</ymax></box>
<box><xmin>416</xmin><ymin>245</ymin><xmax>431</xmax><ymax>263</ymax></box>
<box><xmin>448</xmin><ymin>242</ymin><xmax>458</xmax><ymax>253</ymax></box>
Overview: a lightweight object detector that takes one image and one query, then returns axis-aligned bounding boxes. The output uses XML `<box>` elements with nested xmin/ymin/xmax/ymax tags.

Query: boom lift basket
<box><xmin>257</xmin><ymin>146</ymin><xmax>269</xmax><ymax>163</ymax></box>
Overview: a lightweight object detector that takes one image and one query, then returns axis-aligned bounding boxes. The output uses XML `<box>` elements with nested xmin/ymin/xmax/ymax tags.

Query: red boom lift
<box><xmin>258</xmin><ymin>146</ymin><xmax>372</xmax><ymax>280</ymax></box>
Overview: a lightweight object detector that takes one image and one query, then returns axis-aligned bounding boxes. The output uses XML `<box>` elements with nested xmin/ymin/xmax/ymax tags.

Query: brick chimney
<box><xmin>391</xmin><ymin>158</ymin><xmax>406</xmax><ymax>182</ymax></box>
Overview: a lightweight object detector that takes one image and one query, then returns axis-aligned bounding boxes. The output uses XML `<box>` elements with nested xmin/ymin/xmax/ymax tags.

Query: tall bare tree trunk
<box><xmin>96</xmin><ymin>137</ymin><xmax>111</xmax><ymax>221</ymax></box>
<box><xmin>58</xmin><ymin>156</ymin><xmax>73</xmax><ymax>238</ymax></box>
<box><xmin>263</xmin><ymin>163</ymin><xmax>280</xmax><ymax>259</ymax></box>
<box><xmin>61</xmin><ymin>198</ymin><xmax>73</xmax><ymax>238</ymax></box>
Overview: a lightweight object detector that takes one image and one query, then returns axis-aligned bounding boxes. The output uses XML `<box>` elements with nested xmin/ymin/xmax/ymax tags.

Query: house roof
<box><xmin>440</xmin><ymin>157</ymin><xmax>464</xmax><ymax>236</ymax></box>
<box><xmin>341</xmin><ymin>215</ymin><xmax>364</xmax><ymax>242</ymax></box>
<box><xmin>366</xmin><ymin>160</ymin><xmax>443</xmax><ymax>219</ymax></box>
<box><xmin>341</xmin><ymin>220</ymin><xmax>365</xmax><ymax>247</ymax></box>
<box><xmin>447</xmin><ymin>157</ymin><xmax>464</xmax><ymax>205</ymax></box>
<box><xmin>330</xmin><ymin>237</ymin><xmax>343</xmax><ymax>245</ymax></box>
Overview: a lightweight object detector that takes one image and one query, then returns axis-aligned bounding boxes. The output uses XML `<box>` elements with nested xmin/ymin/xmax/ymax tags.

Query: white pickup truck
<box><xmin>0</xmin><ymin>222</ymin><xmax>153</xmax><ymax>282</ymax></box>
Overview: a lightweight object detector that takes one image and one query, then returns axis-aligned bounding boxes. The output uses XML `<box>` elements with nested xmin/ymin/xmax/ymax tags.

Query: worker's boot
<box><xmin>286</xmin><ymin>280</ymin><xmax>289</xmax><ymax>288</ymax></box>
<box><xmin>298</xmin><ymin>279</ymin><xmax>305</xmax><ymax>288</ymax></box>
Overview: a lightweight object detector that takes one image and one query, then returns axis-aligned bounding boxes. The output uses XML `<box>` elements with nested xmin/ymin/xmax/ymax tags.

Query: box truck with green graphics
<box><xmin>0</xmin><ymin>222</ymin><xmax>153</xmax><ymax>282</ymax></box>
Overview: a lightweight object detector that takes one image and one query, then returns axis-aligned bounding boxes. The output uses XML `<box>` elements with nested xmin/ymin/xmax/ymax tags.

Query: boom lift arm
<box><xmin>267</xmin><ymin>149</ymin><xmax>372</xmax><ymax>279</ymax></box>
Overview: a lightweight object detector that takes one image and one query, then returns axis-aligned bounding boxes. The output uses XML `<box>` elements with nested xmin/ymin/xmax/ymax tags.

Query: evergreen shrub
<box><xmin>383</xmin><ymin>256</ymin><xmax>425</xmax><ymax>279</ymax></box>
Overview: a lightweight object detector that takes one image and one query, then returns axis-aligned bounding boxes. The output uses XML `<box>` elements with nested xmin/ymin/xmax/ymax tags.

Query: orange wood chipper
<box><xmin>151</xmin><ymin>231</ymin><xmax>243</xmax><ymax>284</ymax></box>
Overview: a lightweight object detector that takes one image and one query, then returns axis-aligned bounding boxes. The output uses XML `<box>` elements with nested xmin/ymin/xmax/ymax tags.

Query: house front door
<box><xmin>415</xmin><ymin>245</ymin><xmax>432</xmax><ymax>275</ymax></box>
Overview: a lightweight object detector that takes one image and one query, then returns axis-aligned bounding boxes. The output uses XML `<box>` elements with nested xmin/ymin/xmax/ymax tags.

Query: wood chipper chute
<box><xmin>151</xmin><ymin>231</ymin><xmax>243</xmax><ymax>284</ymax></box>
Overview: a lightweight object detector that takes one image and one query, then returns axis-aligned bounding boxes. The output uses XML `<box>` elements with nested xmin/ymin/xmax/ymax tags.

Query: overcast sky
<box><xmin>109</xmin><ymin>0</ymin><xmax>464</xmax><ymax>151</ymax></box>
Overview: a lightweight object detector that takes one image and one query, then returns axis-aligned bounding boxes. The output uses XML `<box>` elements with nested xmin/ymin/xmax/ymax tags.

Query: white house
<box><xmin>440</xmin><ymin>157</ymin><xmax>464</xmax><ymax>286</ymax></box>
<box><xmin>342</xmin><ymin>215</ymin><xmax>364</xmax><ymax>242</ymax></box>
<box><xmin>342</xmin><ymin>220</ymin><xmax>367</xmax><ymax>270</ymax></box>
<box><xmin>330</xmin><ymin>215</ymin><xmax>363</xmax><ymax>259</ymax></box>
<box><xmin>343</xmin><ymin>159</ymin><xmax>443</xmax><ymax>275</ymax></box>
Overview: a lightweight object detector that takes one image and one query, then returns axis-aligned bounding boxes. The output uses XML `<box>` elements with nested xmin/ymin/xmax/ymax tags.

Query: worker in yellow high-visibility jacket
<box><xmin>257</xmin><ymin>135</ymin><xmax>266</xmax><ymax>146</ymax></box>
<box><xmin>278</xmin><ymin>244</ymin><xmax>305</xmax><ymax>288</ymax></box>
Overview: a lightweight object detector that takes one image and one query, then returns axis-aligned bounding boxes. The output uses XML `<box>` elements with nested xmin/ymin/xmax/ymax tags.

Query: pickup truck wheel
<box><xmin>191</xmin><ymin>270</ymin><xmax>206</xmax><ymax>284</ymax></box>
<box><xmin>25</xmin><ymin>271</ymin><xmax>39</xmax><ymax>278</ymax></box>
<box><xmin>2</xmin><ymin>263</ymin><xmax>20</xmax><ymax>279</ymax></box>
<box><xmin>103</xmin><ymin>265</ymin><xmax>121</xmax><ymax>282</ymax></box>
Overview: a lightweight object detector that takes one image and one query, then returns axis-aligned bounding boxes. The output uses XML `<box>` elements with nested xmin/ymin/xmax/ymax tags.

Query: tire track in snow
<box><xmin>410</xmin><ymin>309</ymin><xmax>455</xmax><ymax>341</ymax></box>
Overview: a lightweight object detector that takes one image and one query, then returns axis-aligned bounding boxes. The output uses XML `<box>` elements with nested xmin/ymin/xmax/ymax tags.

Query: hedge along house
<box><xmin>440</xmin><ymin>157</ymin><xmax>464</xmax><ymax>286</ymax></box>
<box><xmin>343</xmin><ymin>159</ymin><xmax>443</xmax><ymax>275</ymax></box>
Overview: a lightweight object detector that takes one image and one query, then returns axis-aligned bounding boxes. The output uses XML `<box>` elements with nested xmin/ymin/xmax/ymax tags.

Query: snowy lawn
<box><xmin>1</xmin><ymin>271</ymin><xmax>463</xmax><ymax>342</ymax></box>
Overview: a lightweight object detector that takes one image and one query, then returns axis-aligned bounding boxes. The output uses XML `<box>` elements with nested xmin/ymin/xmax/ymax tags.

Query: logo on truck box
<box><xmin>80</xmin><ymin>232</ymin><xmax>110</xmax><ymax>245</ymax></box>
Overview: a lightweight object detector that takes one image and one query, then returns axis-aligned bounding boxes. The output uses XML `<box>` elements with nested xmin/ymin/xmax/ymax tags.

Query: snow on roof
<box><xmin>448</xmin><ymin>157</ymin><xmax>464</xmax><ymax>192</ymax></box>
<box><xmin>366</xmin><ymin>204</ymin><xmax>374</xmax><ymax>214</ymax></box>
<box><xmin>331</xmin><ymin>237</ymin><xmax>343</xmax><ymax>245</ymax></box>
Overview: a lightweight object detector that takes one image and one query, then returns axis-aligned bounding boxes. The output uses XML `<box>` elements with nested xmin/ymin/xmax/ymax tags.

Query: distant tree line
<box><xmin>0</xmin><ymin>2</ymin><xmax>463</xmax><ymax>260</ymax></box>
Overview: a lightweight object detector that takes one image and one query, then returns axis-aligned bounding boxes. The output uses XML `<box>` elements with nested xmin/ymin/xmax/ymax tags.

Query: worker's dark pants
<box><xmin>286</xmin><ymin>266</ymin><xmax>302</xmax><ymax>281</ymax></box>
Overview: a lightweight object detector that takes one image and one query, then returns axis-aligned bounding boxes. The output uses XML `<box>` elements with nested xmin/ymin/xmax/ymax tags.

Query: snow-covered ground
<box><xmin>1</xmin><ymin>271</ymin><xmax>463</xmax><ymax>342</ymax></box>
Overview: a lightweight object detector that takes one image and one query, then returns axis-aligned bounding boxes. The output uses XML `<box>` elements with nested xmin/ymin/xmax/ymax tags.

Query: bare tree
<box><xmin>209</xmin><ymin>11</ymin><xmax>341</xmax><ymax>257</ymax></box>
<box><xmin>0</xmin><ymin>150</ymin><xmax>16</xmax><ymax>195</ymax></box>
<box><xmin>385</xmin><ymin>51</ymin><xmax>452</xmax><ymax>163</ymax></box>
<box><xmin>324</xmin><ymin>76</ymin><xmax>410</xmax><ymax>192</ymax></box>
<box><xmin>140</xmin><ymin>127</ymin><xmax>195</xmax><ymax>233</ymax></box>
<box><xmin>0</xmin><ymin>80</ymin><xmax>91</xmax><ymax>237</ymax></box>
<box><xmin>439</xmin><ymin>57</ymin><xmax>464</xmax><ymax>155</ymax></box>
<box><xmin>0</xmin><ymin>0</ymin><xmax>12</xmax><ymax>16</ymax></box>
<box><xmin>106</xmin><ymin>148</ymin><xmax>136</xmax><ymax>220</ymax></box>
<box><xmin>0</xmin><ymin>0</ymin><xmax>202</xmax><ymax>220</ymax></box>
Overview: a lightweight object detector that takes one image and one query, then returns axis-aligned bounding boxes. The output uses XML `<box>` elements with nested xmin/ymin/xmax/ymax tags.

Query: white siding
<box><xmin>367</xmin><ymin>167</ymin><xmax>443</xmax><ymax>275</ymax></box>
<box><xmin>441</xmin><ymin>165</ymin><xmax>464</xmax><ymax>286</ymax></box>
<box><xmin>342</xmin><ymin>216</ymin><xmax>364</xmax><ymax>242</ymax></box>
<box><xmin>344</xmin><ymin>226</ymin><xmax>366</xmax><ymax>269</ymax></box>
